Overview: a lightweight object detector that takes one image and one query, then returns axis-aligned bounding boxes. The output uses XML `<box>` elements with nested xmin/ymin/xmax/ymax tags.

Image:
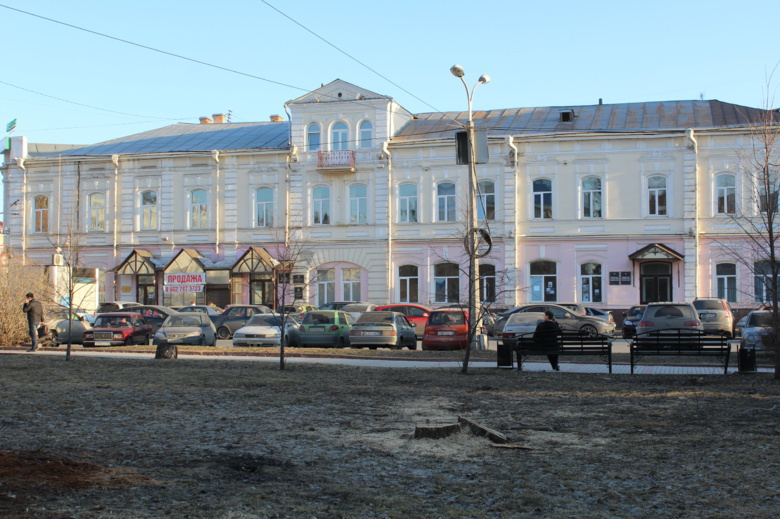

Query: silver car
<box><xmin>741</xmin><ymin>311</ymin><xmax>775</xmax><ymax>350</ymax></box>
<box><xmin>500</xmin><ymin>304</ymin><xmax>616</xmax><ymax>335</ymax></box>
<box><xmin>232</xmin><ymin>314</ymin><xmax>301</xmax><ymax>347</ymax></box>
<box><xmin>153</xmin><ymin>313</ymin><xmax>217</xmax><ymax>347</ymax></box>
<box><xmin>693</xmin><ymin>298</ymin><xmax>735</xmax><ymax>337</ymax></box>
<box><xmin>636</xmin><ymin>302</ymin><xmax>703</xmax><ymax>335</ymax></box>
<box><xmin>348</xmin><ymin>311</ymin><xmax>417</xmax><ymax>350</ymax></box>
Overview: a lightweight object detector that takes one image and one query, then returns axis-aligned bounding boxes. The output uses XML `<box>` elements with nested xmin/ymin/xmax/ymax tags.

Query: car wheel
<box><xmin>144</xmin><ymin>335</ymin><xmax>151</xmax><ymax>345</ymax></box>
<box><xmin>124</xmin><ymin>337</ymin><xmax>133</xmax><ymax>346</ymax></box>
<box><xmin>283</xmin><ymin>335</ymin><xmax>290</xmax><ymax>348</ymax></box>
<box><xmin>408</xmin><ymin>339</ymin><xmax>417</xmax><ymax>350</ymax></box>
<box><xmin>216</xmin><ymin>327</ymin><xmax>231</xmax><ymax>340</ymax></box>
<box><xmin>580</xmin><ymin>324</ymin><xmax>598</xmax><ymax>337</ymax></box>
<box><xmin>199</xmin><ymin>335</ymin><xmax>206</xmax><ymax>346</ymax></box>
<box><xmin>392</xmin><ymin>337</ymin><xmax>402</xmax><ymax>350</ymax></box>
<box><xmin>336</xmin><ymin>336</ymin><xmax>346</xmax><ymax>348</ymax></box>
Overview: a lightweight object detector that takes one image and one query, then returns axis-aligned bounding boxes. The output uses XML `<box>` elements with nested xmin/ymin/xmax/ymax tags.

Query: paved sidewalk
<box><xmin>3</xmin><ymin>348</ymin><xmax>772</xmax><ymax>375</ymax></box>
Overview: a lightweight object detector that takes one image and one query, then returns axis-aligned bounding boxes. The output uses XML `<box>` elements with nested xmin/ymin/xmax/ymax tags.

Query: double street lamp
<box><xmin>450</xmin><ymin>64</ymin><xmax>490</xmax><ymax>360</ymax></box>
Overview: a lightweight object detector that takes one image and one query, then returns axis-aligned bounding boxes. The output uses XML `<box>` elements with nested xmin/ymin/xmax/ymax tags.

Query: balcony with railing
<box><xmin>317</xmin><ymin>150</ymin><xmax>356</xmax><ymax>173</ymax></box>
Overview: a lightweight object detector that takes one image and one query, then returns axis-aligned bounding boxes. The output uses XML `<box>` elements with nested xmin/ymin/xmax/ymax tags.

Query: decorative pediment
<box><xmin>287</xmin><ymin>79</ymin><xmax>389</xmax><ymax>105</ymax></box>
<box><xmin>628</xmin><ymin>243</ymin><xmax>684</xmax><ymax>261</ymax></box>
<box><xmin>115</xmin><ymin>249</ymin><xmax>156</xmax><ymax>275</ymax></box>
<box><xmin>231</xmin><ymin>247</ymin><xmax>278</xmax><ymax>274</ymax></box>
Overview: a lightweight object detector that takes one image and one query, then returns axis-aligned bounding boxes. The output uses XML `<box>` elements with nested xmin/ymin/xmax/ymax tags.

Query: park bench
<box><xmin>629</xmin><ymin>329</ymin><xmax>731</xmax><ymax>374</ymax></box>
<box><xmin>506</xmin><ymin>330</ymin><xmax>613</xmax><ymax>373</ymax></box>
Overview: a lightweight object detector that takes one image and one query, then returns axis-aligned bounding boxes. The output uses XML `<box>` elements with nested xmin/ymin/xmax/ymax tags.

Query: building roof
<box><xmin>29</xmin><ymin>121</ymin><xmax>290</xmax><ymax>158</ymax></box>
<box><xmin>392</xmin><ymin>100</ymin><xmax>780</xmax><ymax>142</ymax></box>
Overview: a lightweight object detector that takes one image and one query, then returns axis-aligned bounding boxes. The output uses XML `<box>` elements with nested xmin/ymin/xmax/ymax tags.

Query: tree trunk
<box><xmin>155</xmin><ymin>343</ymin><xmax>178</xmax><ymax>359</ymax></box>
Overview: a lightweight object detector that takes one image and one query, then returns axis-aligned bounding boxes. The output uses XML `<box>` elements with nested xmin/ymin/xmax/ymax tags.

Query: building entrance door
<box><xmin>640</xmin><ymin>262</ymin><xmax>672</xmax><ymax>304</ymax></box>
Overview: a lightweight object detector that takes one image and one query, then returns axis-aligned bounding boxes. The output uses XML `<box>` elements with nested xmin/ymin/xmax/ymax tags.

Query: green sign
<box><xmin>6</xmin><ymin>119</ymin><xmax>17</xmax><ymax>132</ymax></box>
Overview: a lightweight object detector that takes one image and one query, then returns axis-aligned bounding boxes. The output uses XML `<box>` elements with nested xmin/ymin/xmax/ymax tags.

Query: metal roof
<box><xmin>30</xmin><ymin>121</ymin><xmax>290</xmax><ymax>158</ymax></box>
<box><xmin>392</xmin><ymin>100</ymin><xmax>779</xmax><ymax>142</ymax></box>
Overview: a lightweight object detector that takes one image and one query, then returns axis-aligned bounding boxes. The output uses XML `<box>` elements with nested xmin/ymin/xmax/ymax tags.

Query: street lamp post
<box><xmin>450</xmin><ymin>64</ymin><xmax>490</xmax><ymax>368</ymax></box>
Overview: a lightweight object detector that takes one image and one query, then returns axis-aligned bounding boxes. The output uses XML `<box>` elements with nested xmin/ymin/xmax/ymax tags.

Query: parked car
<box><xmin>212</xmin><ymin>304</ymin><xmax>273</xmax><ymax>339</ymax></box>
<box><xmin>297</xmin><ymin>310</ymin><xmax>355</xmax><ymax>347</ymax></box>
<box><xmin>318</xmin><ymin>301</ymin><xmax>360</xmax><ymax>311</ymax></box>
<box><xmin>374</xmin><ymin>304</ymin><xmax>432</xmax><ymax>338</ymax></box>
<box><xmin>349</xmin><ymin>311</ymin><xmax>417</xmax><ymax>350</ymax></box>
<box><xmin>172</xmin><ymin>304</ymin><xmax>224</xmax><ymax>317</ymax></box>
<box><xmin>692</xmin><ymin>298</ymin><xmax>735</xmax><ymax>337</ymax></box>
<box><xmin>556</xmin><ymin>303</ymin><xmax>588</xmax><ymax>316</ymax></box>
<box><xmin>49</xmin><ymin>317</ymin><xmax>93</xmax><ymax>345</ymax></box>
<box><xmin>585</xmin><ymin>307</ymin><xmax>614</xmax><ymax>323</ymax></box>
<box><xmin>500</xmin><ymin>312</ymin><xmax>548</xmax><ymax>347</ymax></box>
<box><xmin>734</xmin><ymin>314</ymin><xmax>748</xmax><ymax>338</ymax></box>
<box><xmin>501</xmin><ymin>304</ymin><xmax>616</xmax><ymax>336</ymax></box>
<box><xmin>341</xmin><ymin>302</ymin><xmax>378</xmax><ymax>320</ymax></box>
<box><xmin>121</xmin><ymin>305</ymin><xmax>178</xmax><ymax>333</ymax></box>
<box><xmin>96</xmin><ymin>301</ymin><xmax>141</xmax><ymax>314</ymax></box>
<box><xmin>422</xmin><ymin>308</ymin><xmax>470</xmax><ymax>350</ymax></box>
<box><xmin>636</xmin><ymin>302</ymin><xmax>703</xmax><ymax>335</ymax></box>
<box><xmin>83</xmin><ymin>312</ymin><xmax>153</xmax><ymax>347</ymax></box>
<box><xmin>232</xmin><ymin>314</ymin><xmax>301</xmax><ymax>347</ymax></box>
<box><xmin>153</xmin><ymin>313</ymin><xmax>217</xmax><ymax>347</ymax></box>
<box><xmin>621</xmin><ymin>305</ymin><xmax>646</xmax><ymax>338</ymax></box>
<box><xmin>741</xmin><ymin>310</ymin><xmax>775</xmax><ymax>350</ymax></box>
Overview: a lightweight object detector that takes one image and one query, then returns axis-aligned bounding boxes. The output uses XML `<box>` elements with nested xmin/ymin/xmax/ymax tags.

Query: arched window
<box><xmin>434</xmin><ymin>263</ymin><xmax>460</xmax><ymax>303</ymax></box>
<box><xmin>88</xmin><ymin>193</ymin><xmax>106</xmax><ymax>231</ymax></box>
<box><xmin>580</xmin><ymin>262</ymin><xmax>602</xmax><ymax>303</ymax></box>
<box><xmin>399</xmin><ymin>184</ymin><xmax>418</xmax><ymax>223</ymax></box>
<box><xmin>343</xmin><ymin>268</ymin><xmax>361</xmax><ymax>300</ymax></box>
<box><xmin>716</xmin><ymin>174</ymin><xmax>736</xmax><ymax>215</ymax></box>
<box><xmin>317</xmin><ymin>268</ymin><xmax>335</xmax><ymax>306</ymax></box>
<box><xmin>313</xmin><ymin>186</ymin><xmax>330</xmax><ymax>225</ymax></box>
<box><xmin>530</xmin><ymin>260</ymin><xmax>557</xmax><ymax>302</ymax></box>
<box><xmin>140</xmin><ymin>190</ymin><xmax>157</xmax><ymax>230</ymax></box>
<box><xmin>399</xmin><ymin>265</ymin><xmax>419</xmax><ymax>302</ymax></box>
<box><xmin>349</xmin><ymin>185</ymin><xmax>367</xmax><ymax>224</ymax></box>
<box><xmin>648</xmin><ymin>175</ymin><xmax>667</xmax><ymax>216</ymax></box>
<box><xmin>716</xmin><ymin>263</ymin><xmax>737</xmax><ymax>302</ymax></box>
<box><xmin>307</xmin><ymin>123</ymin><xmax>321</xmax><ymax>151</ymax></box>
<box><xmin>437</xmin><ymin>182</ymin><xmax>456</xmax><ymax>222</ymax></box>
<box><xmin>533</xmin><ymin>179</ymin><xmax>553</xmax><ymax>219</ymax></box>
<box><xmin>191</xmin><ymin>189</ymin><xmax>208</xmax><ymax>229</ymax></box>
<box><xmin>582</xmin><ymin>177</ymin><xmax>602</xmax><ymax>218</ymax></box>
<box><xmin>479</xmin><ymin>264</ymin><xmax>496</xmax><ymax>302</ymax></box>
<box><xmin>359</xmin><ymin>121</ymin><xmax>373</xmax><ymax>149</ymax></box>
<box><xmin>759</xmin><ymin>180</ymin><xmax>779</xmax><ymax>213</ymax></box>
<box><xmin>34</xmin><ymin>195</ymin><xmax>48</xmax><ymax>233</ymax></box>
<box><xmin>478</xmin><ymin>180</ymin><xmax>495</xmax><ymax>221</ymax></box>
<box><xmin>256</xmin><ymin>188</ymin><xmax>273</xmax><ymax>227</ymax></box>
<box><xmin>331</xmin><ymin>122</ymin><xmax>348</xmax><ymax>151</ymax></box>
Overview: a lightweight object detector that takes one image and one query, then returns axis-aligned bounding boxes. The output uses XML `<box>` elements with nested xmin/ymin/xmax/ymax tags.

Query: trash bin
<box><xmin>738</xmin><ymin>344</ymin><xmax>756</xmax><ymax>374</ymax></box>
<box><xmin>497</xmin><ymin>340</ymin><xmax>513</xmax><ymax>368</ymax></box>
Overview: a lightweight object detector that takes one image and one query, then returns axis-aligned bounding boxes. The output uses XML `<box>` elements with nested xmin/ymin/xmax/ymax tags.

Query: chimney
<box><xmin>199</xmin><ymin>117</ymin><xmax>212</xmax><ymax>124</ymax></box>
<box><xmin>213</xmin><ymin>113</ymin><xmax>226</xmax><ymax>124</ymax></box>
<box><xmin>270</xmin><ymin>114</ymin><xmax>284</xmax><ymax>122</ymax></box>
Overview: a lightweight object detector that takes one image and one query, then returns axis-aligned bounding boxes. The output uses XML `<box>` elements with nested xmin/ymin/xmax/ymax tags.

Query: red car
<box><xmin>83</xmin><ymin>312</ymin><xmax>153</xmax><ymax>347</ymax></box>
<box><xmin>374</xmin><ymin>304</ymin><xmax>432</xmax><ymax>338</ymax></box>
<box><xmin>422</xmin><ymin>308</ymin><xmax>470</xmax><ymax>350</ymax></box>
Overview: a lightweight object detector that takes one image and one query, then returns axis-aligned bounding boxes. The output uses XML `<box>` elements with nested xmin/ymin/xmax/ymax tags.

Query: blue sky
<box><xmin>1</xmin><ymin>1</ymin><xmax>778</xmax><ymax>151</ymax></box>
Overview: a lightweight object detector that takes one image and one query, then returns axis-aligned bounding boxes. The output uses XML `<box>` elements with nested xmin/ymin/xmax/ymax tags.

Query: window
<box><xmin>34</xmin><ymin>195</ymin><xmax>48</xmax><ymax>233</ymax></box>
<box><xmin>190</xmin><ymin>189</ymin><xmax>208</xmax><ymax>229</ymax></box>
<box><xmin>530</xmin><ymin>260</ymin><xmax>557</xmax><ymax>302</ymax></box>
<box><xmin>398</xmin><ymin>184</ymin><xmax>418</xmax><ymax>223</ymax></box>
<box><xmin>88</xmin><ymin>193</ymin><xmax>106</xmax><ymax>231</ymax></box>
<box><xmin>477</xmin><ymin>180</ymin><xmax>495</xmax><ymax>221</ymax></box>
<box><xmin>716</xmin><ymin>174</ymin><xmax>736</xmax><ymax>215</ymax></box>
<box><xmin>399</xmin><ymin>265</ymin><xmax>419</xmax><ymax>302</ymax></box>
<box><xmin>754</xmin><ymin>261</ymin><xmax>779</xmax><ymax>303</ymax></box>
<box><xmin>349</xmin><ymin>185</ymin><xmax>367</xmax><ymax>224</ymax></box>
<box><xmin>648</xmin><ymin>175</ymin><xmax>667</xmax><ymax>216</ymax></box>
<box><xmin>140</xmin><ymin>191</ymin><xmax>158</xmax><ymax>230</ymax></box>
<box><xmin>317</xmin><ymin>269</ymin><xmax>335</xmax><ymax>306</ymax></box>
<box><xmin>256</xmin><ymin>188</ymin><xmax>273</xmax><ymax>227</ymax></box>
<box><xmin>479</xmin><ymin>264</ymin><xmax>496</xmax><ymax>303</ymax></box>
<box><xmin>331</xmin><ymin>122</ymin><xmax>348</xmax><ymax>151</ymax></box>
<box><xmin>582</xmin><ymin>177</ymin><xmax>602</xmax><ymax>218</ymax></box>
<box><xmin>759</xmin><ymin>181</ymin><xmax>779</xmax><ymax>214</ymax></box>
<box><xmin>533</xmin><ymin>179</ymin><xmax>553</xmax><ymax>219</ymax></box>
<box><xmin>307</xmin><ymin>123</ymin><xmax>321</xmax><ymax>151</ymax></box>
<box><xmin>437</xmin><ymin>182</ymin><xmax>456</xmax><ymax>222</ymax></box>
<box><xmin>716</xmin><ymin>263</ymin><xmax>737</xmax><ymax>302</ymax></box>
<box><xmin>434</xmin><ymin>263</ymin><xmax>460</xmax><ymax>303</ymax></box>
<box><xmin>359</xmin><ymin>121</ymin><xmax>373</xmax><ymax>149</ymax></box>
<box><xmin>313</xmin><ymin>187</ymin><xmax>330</xmax><ymax>225</ymax></box>
<box><xmin>343</xmin><ymin>268</ymin><xmax>361</xmax><ymax>300</ymax></box>
<box><xmin>580</xmin><ymin>262</ymin><xmax>602</xmax><ymax>303</ymax></box>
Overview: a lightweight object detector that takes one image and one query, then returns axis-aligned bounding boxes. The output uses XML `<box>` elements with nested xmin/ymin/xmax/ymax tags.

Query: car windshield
<box><xmin>430</xmin><ymin>312</ymin><xmax>465</xmax><ymax>325</ymax></box>
<box><xmin>356</xmin><ymin>312</ymin><xmax>395</xmax><ymax>323</ymax></box>
<box><xmin>303</xmin><ymin>312</ymin><xmax>335</xmax><ymax>325</ymax></box>
<box><xmin>342</xmin><ymin>304</ymin><xmax>371</xmax><ymax>312</ymax></box>
<box><xmin>165</xmin><ymin>316</ymin><xmax>202</xmax><ymax>327</ymax></box>
<box><xmin>247</xmin><ymin>315</ymin><xmax>283</xmax><ymax>327</ymax></box>
<box><xmin>628</xmin><ymin>307</ymin><xmax>645</xmax><ymax>317</ymax></box>
<box><xmin>94</xmin><ymin>316</ymin><xmax>132</xmax><ymax>328</ymax></box>
<box><xmin>694</xmin><ymin>300</ymin><xmax>724</xmax><ymax>310</ymax></box>
<box><xmin>748</xmin><ymin>313</ymin><xmax>773</xmax><ymax>327</ymax></box>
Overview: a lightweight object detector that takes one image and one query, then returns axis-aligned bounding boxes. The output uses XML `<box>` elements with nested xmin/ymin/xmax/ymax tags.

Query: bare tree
<box><xmin>715</xmin><ymin>79</ymin><xmax>780</xmax><ymax>379</ymax></box>
<box><xmin>0</xmin><ymin>248</ymin><xmax>55</xmax><ymax>346</ymax></box>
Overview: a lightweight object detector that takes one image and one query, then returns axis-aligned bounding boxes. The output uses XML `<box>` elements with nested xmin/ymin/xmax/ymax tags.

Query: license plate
<box><xmin>363</xmin><ymin>331</ymin><xmax>381</xmax><ymax>336</ymax></box>
<box><xmin>310</xmin><ymin>326</ymin><xmax>325</xmax><ymax>332</ymax></box>
<box><xmin>95</xmin><ymin>341</ymin><xmax>112</xmax><ymax>346</ymax></box>
<box><xmin>438</xmin><ymin>331</ymin><xmax>455</xmax><ymax>336</ymax></box>
<box><xmin>700</xmin><ymin>313</ymin><xmax>715</xmax><ymax>320</ymax></box>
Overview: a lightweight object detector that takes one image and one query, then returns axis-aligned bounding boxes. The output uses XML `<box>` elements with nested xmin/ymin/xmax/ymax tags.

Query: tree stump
<box><xmin>155</xmin><ymin>343</ymin><xmax>178</xmax><ymax>359</ymax></box>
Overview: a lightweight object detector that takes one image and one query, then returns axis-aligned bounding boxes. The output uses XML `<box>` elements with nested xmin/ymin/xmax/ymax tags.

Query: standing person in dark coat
<box><xmin>22</xmin><ymin>292</ymin><xmax>45</xmax><ymax>352</ymax></box>
<box><xmin>533</xmin><ymin>310</ymin><xmax>561</xmax><ymax>371</ymax></box>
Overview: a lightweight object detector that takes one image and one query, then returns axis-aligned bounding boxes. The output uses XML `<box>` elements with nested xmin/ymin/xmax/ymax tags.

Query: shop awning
<box><xmin>115</xmin><ymin>249</ymin><xmax>157</xmax><ymax>275</ymax></box>
<box><xmin>231</xmin><ymin>246</ymin><xmax>278</xmax><ymax>274</ymax></box>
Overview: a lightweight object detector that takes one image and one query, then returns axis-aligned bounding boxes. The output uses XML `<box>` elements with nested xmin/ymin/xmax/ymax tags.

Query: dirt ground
<box><xmin>1</xmin><ymin>352</ymin><xmax>779</xmax><ymax>518</ymax></box>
